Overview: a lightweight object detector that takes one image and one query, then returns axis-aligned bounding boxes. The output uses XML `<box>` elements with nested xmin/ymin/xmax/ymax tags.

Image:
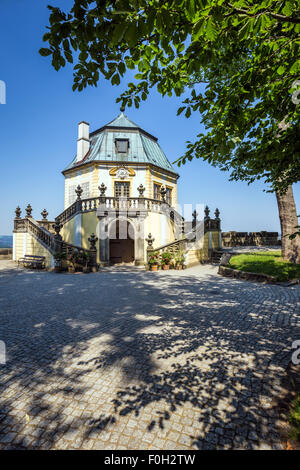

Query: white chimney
<box><xmin>76</xmin><ymin>121</ymin><xmax>90</xmax><ymax>161</ymax></box>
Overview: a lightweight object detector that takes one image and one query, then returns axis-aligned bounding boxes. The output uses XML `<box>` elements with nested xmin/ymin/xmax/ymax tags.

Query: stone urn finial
<box><xmin>214</xmin><ymin>208</ymin><xmax>220</xmax><ymax>220</ymax></box>
<box><xmin>52</xmin><ymin>221</ymin><xmax>62</xmax><ymax>239</ymax></box>
<box><xmin>160</xmin><ymin>186</ymin><xmax>167</xmax><ymax>203</ymax></box>
<box><xmin>75</xmin><ymin>185</ymin><xmax>83</xmax><ymax>201</ymax></box>
<box><xmin>192</xmin><ymin>210</ymin><xmax>198</xmax><ymax>228</ymax></box>
<box><xmin>204</xmin><ymin>205</ymin><xmax>210</xmax><ymax>219</ymax></box>
<box><xmin>25</xmin><ymin>204</ymin><xmax>32</xmax><ymax>218</ymax></box>
<box><xmin>15</xmin><ymin>206</ymin><xmax>21</xmax><ymax>219</ymax></box>
<box><xmin>137</xmin><ymin>184</ymin><xmax>145</xmax><ymax>198</ymax></box>
<box><xmin>145</xmin><ymin>233</ymin><xmax>155</xmax><ymax>249</ymax></box>
<box><xmin>88</xmin><ymin>233</ymin><xmax>98</xmax><ymax>251</ymax></box>
<box><xmin>98</xmin><ymin>183</ymin><xmax>107</xmax><ymax>198</ymax></box>
<box><xmin>41</xmin><ymin>209</ymin><xmax>48</xmax><ymax>220</ymax></box>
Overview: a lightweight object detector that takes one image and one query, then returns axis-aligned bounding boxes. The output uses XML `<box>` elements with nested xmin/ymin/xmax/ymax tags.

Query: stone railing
<box><xmin>14</xmin><ymin>214</ymin><xmax>98</xmax><ymax>268</ymax></box>
<box><xmin>145</xmin><ymin>235</ymin><xmax>187</xmax><ymax>266</ymax></box>
<box><xmin>55</xmin><ymin>200</ymin><xmax>78</xmax><ymax>226</ymax></box>
<box><xmin>55</xmin><ymin>196</ymin><xmax>184</xmax><ymax>225</ymax></box>
<box><xmin>222</xmin><ymin>231</ymin><xmax>281</xmax><ymax>247</ymax></box>
<box><xmin>14</xmin><ymin>217</ymin><xmax>55</xmax><ymax>252</ymax></box>
<box><xmin>146</xmin><ymin>206</ymin><xmax>221</xmax><ymax>263</ymax></box>
<box><xmin>55</xmin><ymin>183</ymin><xmax>184</xmax><ymax>228</ymax></box>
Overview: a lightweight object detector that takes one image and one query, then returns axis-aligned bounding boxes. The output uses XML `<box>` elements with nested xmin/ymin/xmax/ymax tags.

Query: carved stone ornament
<box><xmin>116</xmin><ymin>167</ymin><xmax>130</xmax><ymax>180</ymax></box>
<box><xmin>15</xmin><ymin>206</ymin><xmax>21</xmax><ymax>219</ymax></box>
<box><xmin>145</xmin><ymin>233</ymin><xmax>155</xmax><ymax>248</ymax></box>
<box><xmin>41</xmin><ymin>209</ymin><xmax>48</xmax><ymax>220</ymax></box>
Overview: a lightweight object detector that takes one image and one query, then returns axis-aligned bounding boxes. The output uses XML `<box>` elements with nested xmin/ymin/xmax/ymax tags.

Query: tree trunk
<box><xmin>276</xmin><ymin>185</ymin><xmax>300</xmax><ymax>263</ymax></box>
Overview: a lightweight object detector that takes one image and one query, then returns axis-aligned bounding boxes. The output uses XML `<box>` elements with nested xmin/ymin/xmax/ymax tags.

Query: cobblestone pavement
<box><xmin>0</xmin><ymin>260</ymin><xmax>299</xmax><ymax>450</ymax></box>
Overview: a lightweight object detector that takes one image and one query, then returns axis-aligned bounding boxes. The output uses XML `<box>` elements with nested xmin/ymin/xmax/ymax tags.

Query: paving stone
<box><xmin>0</xmin><ymin>261</ymin><xmax>299</xmax><ymax>450</ymax></box>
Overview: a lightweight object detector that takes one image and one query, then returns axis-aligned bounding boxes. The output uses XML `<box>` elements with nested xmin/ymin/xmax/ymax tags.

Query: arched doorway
<box><xmin>109</xmin><ymin>219</ymin><xmax>135</xmax><ymax>264</ymax></box>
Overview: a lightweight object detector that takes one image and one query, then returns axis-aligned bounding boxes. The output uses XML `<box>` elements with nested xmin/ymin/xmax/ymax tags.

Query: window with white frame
<box><xmin>166</xmin><ymin>187</ymin><xmax>172</xmax><ymax>205</ymax></box>
<box><xmin>68</xmin><ymin>184</ymin><xmax>76</xmax><ymax>206</ymax></box>
<box><xmin>68</xmin><ymin>182</ymin><xmax>90</xmax><ymax>206</ymax></box>
<box><xmin>153</xmin><ymin>183</ymin><xmax>161</xmax><ymax>200</ymax></box>
<box><xmin>81</xmin><ymin>182</ymin><xmax>90</xmax><ymax>199</ymax></box>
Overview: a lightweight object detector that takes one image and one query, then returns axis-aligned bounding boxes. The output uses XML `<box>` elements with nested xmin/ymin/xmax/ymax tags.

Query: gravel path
<box><xmin>0</xmin><ymin>260</ymin><xmax>299</xmax><ymax>450</ymax></box>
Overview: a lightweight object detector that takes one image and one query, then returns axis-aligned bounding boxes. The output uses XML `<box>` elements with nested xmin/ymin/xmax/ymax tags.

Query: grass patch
<box><xmin>228</xmin><ymin>251</ymin><xmax>300</xmax><ymax>282</ymax></box>
<box><xmin>289</xmin><ymin>394</ymin><xmax>300</xmax><ymax>442</ymax></box>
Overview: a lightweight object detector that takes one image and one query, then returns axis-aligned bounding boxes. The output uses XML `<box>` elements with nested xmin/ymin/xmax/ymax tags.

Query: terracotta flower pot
<box><xmin>163</xmin><ymin>265</ymin><xmax>170</xmax><ymax>270</ymax></box>
<box><xmin>176</xmin><ymin>265</ymin><xmax>182</xmax><ymax>270</ymax></box>
<box><xmin>68</xmin><ymin>266</ymin><xmax>76</xmax><ymax>273</ymax></box>
<box><xmin>151</xmin><ymin>265</ymin><xmax>158</xmax><ymax>271</ymax></box>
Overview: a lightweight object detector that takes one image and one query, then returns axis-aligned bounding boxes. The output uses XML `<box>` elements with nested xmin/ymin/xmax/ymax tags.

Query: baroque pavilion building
<box><xmin>13</xmin><ymin>112</ymin><xmax>221</xmax><ymax>268</ymax></box>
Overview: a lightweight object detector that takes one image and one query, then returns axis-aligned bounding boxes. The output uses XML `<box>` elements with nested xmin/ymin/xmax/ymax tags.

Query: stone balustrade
<box><xmin>14</xmin><ymin>211</ymin><xmax>97</xmax><ymax>269</ymax></box>
<box><xmin>222</xmin><ymin>231</ymin><xmax>281</xmax><ymax>247</ymax></box>
<box><xmin>55</xmin><ymin>195</ymin><xmax>184</xmax><ymax>227</ymax></box>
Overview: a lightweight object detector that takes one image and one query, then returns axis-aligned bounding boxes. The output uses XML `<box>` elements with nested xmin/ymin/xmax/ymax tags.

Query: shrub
<box><xmin>161</xmin><ymin>251</ymin><xmax>173</xmax><ymax>266</ymax></box>
<box><xmin>148</xmin><ymin>253</ymin><xmax>159</xmax><ymax>267</ymax></box>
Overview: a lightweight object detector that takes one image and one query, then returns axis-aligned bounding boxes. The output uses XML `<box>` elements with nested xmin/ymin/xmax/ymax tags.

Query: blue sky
<box><xmin>0</xmin><ymin>0</ymin><xmax>299</xmax><ymax>235</ymax></box>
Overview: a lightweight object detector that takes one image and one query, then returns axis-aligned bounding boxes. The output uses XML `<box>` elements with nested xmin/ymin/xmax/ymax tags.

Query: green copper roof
<box><xmin>105</xmin><ymin>112</ymin><xmax>139</xmax><ymax>128</ymax></box>
<box><xmin>64</xmin><ymin>112</ymin><xmax>178</xmax><ymax>175</ymax></box>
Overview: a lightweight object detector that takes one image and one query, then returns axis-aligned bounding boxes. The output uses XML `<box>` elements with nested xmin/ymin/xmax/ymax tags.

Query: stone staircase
<box><xmin>211</xmin><ymin>250</ymin><xmax>224</xmax><ymax>264</ymax></box>
<box><xmin>13</xmin><ymin>215</ymin><xmax>97</xmax><ymax>269</ymax></box>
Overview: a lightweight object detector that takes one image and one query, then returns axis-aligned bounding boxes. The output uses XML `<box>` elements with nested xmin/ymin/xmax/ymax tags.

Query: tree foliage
<box><xmin>40</xmin><ymin>0</ymin><xmax>300</xmax><ymax>191</ymax></box>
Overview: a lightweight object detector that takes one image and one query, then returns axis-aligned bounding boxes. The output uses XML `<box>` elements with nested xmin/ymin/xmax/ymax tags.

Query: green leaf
<box><xmin>282</xmin><ymin>1</ymin><xmax>293</xmax><ymax>16</ymax></box>
<box><xmin>112</xmin><ymin>23</ymin><xmax>127</xmax><ymax>44</ymax></box>
<box><xmin>206</xmin><ymin>18</ymin><xmax>218</xmax><ymax>41</ymax></box>
<box><xmin>277</xmin><ymin>65</ymin><xmax>285</xmax><ymax>75</ymax></box>
<box><xmin>177</xmin><ymin>106</ymin><xmax>185</xmax><ymax>115</ymax></box>
<box><xmin>111</xmin><ymin>73</ymin><xmax>120</xmax><ymax>85</ymax></box>
<box><xmin>192</xmin><ymin>19</ymin><xmax>205</xmax><ymax>41</ymax></box>
<box><xmin>290</xmin><ymin>60</ymin><xmax>300</xmax><ymax>74</ymax></box>
<box><xmin>39</xmin><ymin>48</ymin><xmax>52</xmax><ymax>57</ymax></box>
<box><xmin>118</xmin><ymin>62</ymin><xmax>126</xmax><ymax>75</ymax></box>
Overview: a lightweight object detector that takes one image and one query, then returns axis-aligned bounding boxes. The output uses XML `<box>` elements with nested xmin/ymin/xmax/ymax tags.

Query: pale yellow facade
<box><xmin>13</xmin><ymin>232</ymin><xmax>52</xmax><ymax>266</ymax></box>
<box><xmin>64</xmin><ymin>163</ymin><xmax>178</xmax><ymax>210</ymax></box>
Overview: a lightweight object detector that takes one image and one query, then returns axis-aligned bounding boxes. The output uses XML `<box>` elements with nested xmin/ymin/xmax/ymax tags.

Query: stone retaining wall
<box><xmin>0</xmin><ymin>248</ymin><xmax>12</xmax><ymax>260</ymax></box>
<box><xmin>218</xmin><ymin>265</ymin><xmax>276</xmax><ymax>283</ymax></box>
<box><xmin>222</xmin><ymin>231</ymin><xmax>280</xmax><ymax>247</ymax></box>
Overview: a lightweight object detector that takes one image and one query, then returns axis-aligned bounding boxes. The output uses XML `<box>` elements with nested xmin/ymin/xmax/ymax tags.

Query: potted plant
<box><xmin>148</xmin><ymin>253</ymin><xmax>159</xmax><ymax>271</ymax></box>
<box><xmin>53</xmin><ymin>252</ymin><xmax>66</xmax><ymax>273</ymax></box>
<box><xmin>81</xmin><ymin>252</ymin><xmax>92</xmax><ymax>273</ymax></box>
<box><xmin>175</xmin><ymin>251</ymin><xmax>185</xmax><ymax>270</ymax></box>
<box><xmin>161</xmin><ymin>251</ymin><xmax>173</xmax><ymax>270</ymax></box>
<box><xmin>67</xmin><ymin>251</ymin><xmax>79</xmax><ymax>273</ymax></box>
